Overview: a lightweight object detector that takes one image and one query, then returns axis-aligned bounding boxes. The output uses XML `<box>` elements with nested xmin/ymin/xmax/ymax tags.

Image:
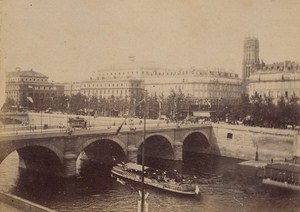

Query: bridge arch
<box><xmin>137</xmin><ymin>133</ymin><xmax>175</xmax><ymax>160</ymax></box>
<box><xmin>78</xmin><ymin>137</ymin><xmax>126</xmax><ymax>165</ymax></box>
<box><xmin>0</xmin><ymin>142</ymin><xmax>65</xmax><ymax>165</ymax></box>
<box><xmin>182</xmin><ymin>130</ymin><xmax>211</xmax><ymax>157</ymax></box>
<box><xmin>0</xmin><ymin>144</ymin><xmax>65</xmax><ymax>177</ymax></box>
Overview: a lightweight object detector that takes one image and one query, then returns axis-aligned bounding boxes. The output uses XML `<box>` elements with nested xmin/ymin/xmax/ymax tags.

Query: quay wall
<box><xmin>211</xmin><ymin>123</ymin><xmax>298</xmax><ymax>161</ymax></box>
<box><xmin>0</xmin><ymin>192</ymin><xmax>55</xmax><ymax>212</ymax></box>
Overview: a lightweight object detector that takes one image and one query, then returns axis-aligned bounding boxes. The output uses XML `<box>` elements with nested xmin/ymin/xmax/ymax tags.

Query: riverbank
<box><xmin>0</xmin><ymin>192</ymin><xmax>54</xmax><ymax>212</ymax></box>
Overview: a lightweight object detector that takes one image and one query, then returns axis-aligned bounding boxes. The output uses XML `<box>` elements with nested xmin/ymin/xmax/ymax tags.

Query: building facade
<box><xmin>63</xmin><ymin>81</ymin><xmax>81</xmax><ymax>96</ymax></box>
<box><xmin>80</xmin><ymin>76</ymin><xmax>144</xmax><ymax>100</ymax></box>
<box><xmin>248</xmin><ymin>61</ymin><xmax>300</xmax><ymax>102</ymax></box>
<box><xmin>145</xmin><ymin>67</ymin><xmax>241</xmax><ymax>107</ymax></box>
<box><xmin>5</xmin><ymin>68</ymin><xmax>63</xmax><ymax>110</ymax></box>
<box><xmin>94</xmin><ymin>61</ymin><xmax>242</xmax><ymax>110</ymax></box>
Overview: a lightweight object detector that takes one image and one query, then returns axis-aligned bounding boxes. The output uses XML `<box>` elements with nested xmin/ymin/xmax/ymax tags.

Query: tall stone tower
<box><xmin>242</xmin><ymin>37</ymin><xmax>259</xmax><ymax>93</ymax></box>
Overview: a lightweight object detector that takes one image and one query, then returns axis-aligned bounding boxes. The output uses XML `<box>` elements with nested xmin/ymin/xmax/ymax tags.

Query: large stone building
<box><xmin>145</xmin><ymin>67</ymin><xmax>241</xmax><ymax>107</ymax></box>
<box><xmin>5</xmin><ymin>68</ymin><xmax>64</xmax><ymax>110</ymax></box>
<box><xmin>248</xmin><ymin>61</ymin><xmax>300</xmax><ymax>101</ymax></box>
<box><xmin>80</xmin><ymin>76</ymin><xmax>144</xmax><ymax>100</ymax></box>
<box><xmin>94</xmin><ymin>60</ymin><xmax>242</xmax><ymax>110</ymax></box>
<box><xmin>63</xmin><ymin>81</ymin><xmax>82</xmax><ymax>96</ymax></box>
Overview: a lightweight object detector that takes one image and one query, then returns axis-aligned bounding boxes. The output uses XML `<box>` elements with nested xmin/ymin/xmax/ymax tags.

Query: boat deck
<box><xmin>238</xmin><ymin>160</ymin><xmax>268</xmax><ymax>168</ymax></box>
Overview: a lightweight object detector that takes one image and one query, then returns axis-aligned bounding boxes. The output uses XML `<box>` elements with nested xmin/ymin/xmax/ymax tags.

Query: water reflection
<box><xmin>0</xmin><ymin>151</ymin><xmax>300</xmax><ymax>211</ymax></box>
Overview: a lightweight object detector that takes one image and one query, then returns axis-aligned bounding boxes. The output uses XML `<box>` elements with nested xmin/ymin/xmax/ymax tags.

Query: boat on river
<box><xmin>262</xmin><ymin>157</ymin><xmax>300</xmax><ymax>191</ymax></box>
<box><xmin>111</xmin><ymin>163</ymin><xmax>200</xmax><ymax>195</ymax></box>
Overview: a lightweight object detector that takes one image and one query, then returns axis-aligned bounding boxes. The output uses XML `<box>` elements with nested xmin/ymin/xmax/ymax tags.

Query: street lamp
<box><xmin>187</xmin><ymin>94</ymin><xmax>190</xmax><ymax>121</ymax></box>
<box><xmin>87</xmin><ymin>96</ymin><xmax>91</xmax><ymax>128</ymax></box>
<box><xmin>158</xmin><ymin>98</ymin><xmax>162</xmax><ymax>120</ymax></box>
<box><xmin>40</xmin><ymin>100</ymin><xmax>43</xmax><ymax>133</ymax></box>
<box><xmin>141</xmin><ymin>90</ymin><xmax>147</xmax><ymax>212</ymax></box>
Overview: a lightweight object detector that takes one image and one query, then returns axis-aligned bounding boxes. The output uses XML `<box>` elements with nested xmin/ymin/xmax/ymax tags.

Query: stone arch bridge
<box><xmin>0</xmin><ymin>124</ymin><xmax>216</xmax><ymax>178</ymax></box>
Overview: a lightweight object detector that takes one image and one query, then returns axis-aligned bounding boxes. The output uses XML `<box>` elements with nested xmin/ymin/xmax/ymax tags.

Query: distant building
<box><xmin>5</xmin><ymin>68</ymin><xmax>62</xmax><ymax>110</ymax></box>
<box><xmin>80</xmin><ymin>76</ymin><xmax>144</xmax><ymax>100</ymax></box>
<box><xmin>63</xmin><ymin>81</ymin><xmax>81</xmax><ymax>96</ymax></box>
<box><xmin>95</xmin><ymin>60</ymin><xmax>242</xmax><ymax>110</ymax></box>
<box><xmin>248</xmin><ymin>61</ymin><xmax>300</xmax><ymax>102</ymax></box>
<box><xmin>242</xmin><ymin>37</ymin><xmax>260</xmax><ymax>93</ymax></box>
<box><xmin>146</xmin><ymin>67</ymin><xmax>242</xmax><ymax>109</ymax></box>
<box><xmin>54</xmin><ymin>82</ymin><xmax>65</xmax><ymax>96</ymax></box>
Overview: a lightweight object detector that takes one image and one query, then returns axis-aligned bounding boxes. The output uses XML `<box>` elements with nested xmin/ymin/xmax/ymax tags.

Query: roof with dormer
<box><xmin>6</xmin><ymin>69</ymin><xmax>48</xmax><ymax>78</ymax></box>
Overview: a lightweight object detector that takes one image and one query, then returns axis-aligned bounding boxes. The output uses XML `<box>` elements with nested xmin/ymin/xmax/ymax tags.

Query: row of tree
<box><xmin>218</xmin><ymin>94</ymin><xmax>300</xmax><ymax>129</ymax></box>
<box><xmin>2</xmin><ymin>91</ymin><xmax>299</xmax><ymax>128</ymax></box>
<box><xmin>1</xmin><ymin>90</ymin><xmax>191</xmax><ymax>120</ymax></box>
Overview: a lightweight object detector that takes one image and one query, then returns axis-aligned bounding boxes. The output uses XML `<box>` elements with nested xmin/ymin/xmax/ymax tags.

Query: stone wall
<box><xmin>211</xmin><ymin>123</ymin><xmax>298</xmax><ymax>161</ymax></box>
<box><xmin>0</xmin><ymin>192</ymin><xmax>54</xmax><ymax>212</ymax></box>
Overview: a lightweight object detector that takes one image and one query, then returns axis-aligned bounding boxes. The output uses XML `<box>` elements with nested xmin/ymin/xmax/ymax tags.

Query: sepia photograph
<box><xmin>0</xmin><ymin>0</ymin><xmax>300</xmax><ymax>211</ymax></box>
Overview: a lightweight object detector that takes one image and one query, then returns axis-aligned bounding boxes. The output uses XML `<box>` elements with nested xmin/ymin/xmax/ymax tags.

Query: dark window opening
<box><xmin>227</xmin><ymin>133</ymin><xmax>233</xmax><ymax>139</ymax></box>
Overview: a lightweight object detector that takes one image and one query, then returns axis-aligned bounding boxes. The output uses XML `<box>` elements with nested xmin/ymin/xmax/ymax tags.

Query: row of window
<box><xmin>8</xmin><ymin>77</ymin><xmax>47</xmax><ymax>82</ymax></box>
<box><xmin>6</xmin><ymin>85</ymin><xmax>55</xmax><ymax>91</ymax></box>
<box><xmin>32</xmin><ymin>86</ymin><xmax>55</xmax><ymax>90</ymax></box>
<box><xmin>83</xmin><ymin>82</ymin><xmax>140</xmax><ymax>88</ymax></box>
<box><xmin>82</xmin><ymin>89</ymin><xmax>139</xmax><ymax>95</ymax></box>
<box><xmin>251</xmin><ymin>90</ymin><xmax>299</xmax><ymax>98</ymax></box>
<box><xmin>252</xmin><ymin>73</ymin><xmax>300</xmax><ymax>82</ymax></box>
<box><xmin>250</xmin><ymin>81</ymin><xmax>299</xmax><ymax>90</ymax></box>
<box><xmin>153</xmin><ymin>84</ymin><xmax>241</xmax><ymax>92</ymax></box>
<box><xmin>98</xmin><ymin>70</ymin><xmax>237</xmax><ymax>78</ymax></box>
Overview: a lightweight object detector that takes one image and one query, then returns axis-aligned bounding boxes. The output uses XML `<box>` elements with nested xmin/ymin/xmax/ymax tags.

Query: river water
<box><xmin>0</xmin><ymin>151</ymin><xmax>300</xmax><ymax>212</ymax></box>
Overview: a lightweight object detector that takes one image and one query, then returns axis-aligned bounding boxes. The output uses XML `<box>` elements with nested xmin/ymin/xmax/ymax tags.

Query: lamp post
<box><xmin>66</xmin><ymin>98</ymin><xmax>70</xmax><ymax>118</ymax></box>
<box><xmin>187</xmin><ymin>94</ymin><xmax>190</xmax><ymax>121</ymax></box>
<box><xmin>13</xmin><ymin>113</ymin><xmax>15</xmax><ymax>134</ymax></box>
<box><xmin>158</xmin><ymin>98</ymin><xmax>162</xmax><ymax>120</ymax></box>
<box><xmin>40</xmin><ymin>109</ymin><xmax>43</xmax><ymax>134</ymax></box>
<box><xmin>141</xmin><ymin>90</ymin><xmax>147</xmax><ymax>212</ymax></box>
<box><xmin>217</xmin><ymin>97</ymin><xmax>220</xmax><ymax>123</ymax></box>
<box><xmin>87</xmin><ymin>96</ymin><xmax>91</xmax><ymax>128</ymax></box>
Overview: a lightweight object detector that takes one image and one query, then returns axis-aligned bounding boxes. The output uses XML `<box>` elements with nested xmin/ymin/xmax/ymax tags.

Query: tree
<box><xmin>162</xmin><ymin>89</ymin><xmax>188</xmax><ymax>121</ymax></box>
<box><xmin>1</xmin><ymin>97</ymin><xmax>16</xmax><ymax>112</ymax></box>
<box><xmin>288</xmin><ymin>96</ymin><xmax>300</xmax><ymax>127</ymax></box>
<box><xmin>261</xmin><ymin>95</ymin><xmax>276</xmax><ymax>127</ymax></box>
<box><xmin>249</xmin><ymin>93</ymin><xmax>264</xmax><ymax>126</ymax></box>
<box><xmin>277</xmin><ymin>96</ymin><xmax>300</xmax><ymax>128</ymax></box>
<box><xmin>276</xmin><ymin>97</ymin><xmax>289</xmax><ymax>128</ymax></box>
<box><xmin>52</xmin><ymin>94</ymin><xmax>69</xmax><ymax>112</ymax></box>
<box><xmin>147</xmin><ymin>94</ymin><xmax>159</xmax><ymax>119</ymax></box>
<box><xmin>89</xmin><ymin>95</ymin><xmax>98</xmax><ymax>114</ymax></box>
<box><xmin>96</xmin><ymin>97</ymin><xmax>105</xmax><ymax>116</ymax></box>
<box><xmin>226</xmin><ymin>93</ymin><xmax>300</xmax><ymax>129</ymax></box>
<box><xmin>70</xmin><ymin>93</ymin><xmax>87</xmax><ymax>114</ymax></box>
<box><xmin>132</xmin><ymin>91</ymin><xmax>145</xmax><ymax>118</ymax></box>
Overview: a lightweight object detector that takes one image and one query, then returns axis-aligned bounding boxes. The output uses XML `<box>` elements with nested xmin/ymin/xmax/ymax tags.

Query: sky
<box><xmin>1</xmin><ymin>0</ymin><xmax>300</xmax><ymax>104</ymax></box>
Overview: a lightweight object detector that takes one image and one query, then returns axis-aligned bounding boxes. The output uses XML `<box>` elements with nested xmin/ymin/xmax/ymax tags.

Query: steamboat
<box><xmin>111</xmin><ymin>163</ymin><xmax>200</xmax><ymax>195</ymax></box>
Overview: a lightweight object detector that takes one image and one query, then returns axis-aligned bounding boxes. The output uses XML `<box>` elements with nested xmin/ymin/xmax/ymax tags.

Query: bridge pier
<box><xmin>173</xmin><ymin>140</ymin><xmax>183</xmax><ymax>160</ymax></box>
<box><xmin>63</xmin><ymin>152</ymin><xmax>77</xmax><ymax>178</ymax></box>
<box><xmin>127</xmin><ymin>145</ymin><xmax>138</xmax><ymax>163</ymax></box>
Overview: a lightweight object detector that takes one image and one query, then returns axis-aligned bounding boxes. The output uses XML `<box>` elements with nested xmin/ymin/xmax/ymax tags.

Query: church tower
<box><xmin>242</xmin><ymin>37</ymin><xmax>259</xmax><ymax>93</ymax></box>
